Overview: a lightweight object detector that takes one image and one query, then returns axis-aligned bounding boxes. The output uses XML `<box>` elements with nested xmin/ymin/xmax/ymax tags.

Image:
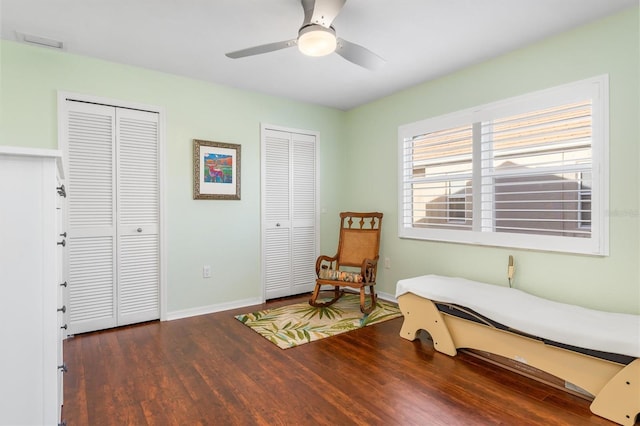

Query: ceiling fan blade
<box><xmin>225</xmin><ymin>39</ymin><xmax>297</xmax><ymax>59</ymax></box>
<box><xmin>335</xmin><ymin>38</ymin><xmax>385</xmax><ymax>70</ymax></box>
<box><xmin>302</xmin><ymin>0</ymin><xmax>347</xmax><ymax>28</ymax></box>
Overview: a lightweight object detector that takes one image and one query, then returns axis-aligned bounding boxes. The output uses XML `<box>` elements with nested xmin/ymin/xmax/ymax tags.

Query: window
<box><xmin>398</xmin><ymin>76</ymin><xmax>608</xmax><ymax>255</ymax></box>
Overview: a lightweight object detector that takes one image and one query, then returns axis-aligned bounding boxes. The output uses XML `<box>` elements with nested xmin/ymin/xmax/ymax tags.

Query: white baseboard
<box><xmin>165</xmin><ymin>297</ymin><xmax>263</xmax><ymax>321</ymax></box>
<box><xmin>165</xmin><ymin>290</ymin><xmax>397</xmax><ymax>322</ymax></box>
<box><xmin>377</xmin><ymin>290</ymin><xmax>397</xmax><ymax>304</ymax></box>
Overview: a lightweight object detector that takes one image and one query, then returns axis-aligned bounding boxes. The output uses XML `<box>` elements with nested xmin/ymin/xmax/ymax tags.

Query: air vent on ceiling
<box><xmin>16</xmin><ymin>32</ymin><xmax>65</xmax><ymax>50</ymax></box>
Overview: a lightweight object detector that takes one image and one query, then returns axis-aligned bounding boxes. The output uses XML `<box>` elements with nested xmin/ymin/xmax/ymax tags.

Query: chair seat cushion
<box><xmin>318</xmin><ymin>268</ymin><xmax>363</xmax><ymax>283</ymax></box>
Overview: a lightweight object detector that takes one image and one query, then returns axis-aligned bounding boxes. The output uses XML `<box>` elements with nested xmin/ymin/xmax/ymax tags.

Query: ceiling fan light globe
<box><xmin>298</xmin><ymin>26</ymin><xmax>336</xmax><ymax>57</ymax></box>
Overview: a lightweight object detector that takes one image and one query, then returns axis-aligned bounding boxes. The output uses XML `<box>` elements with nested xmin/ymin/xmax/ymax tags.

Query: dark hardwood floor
<box><xmin>62</xmin><ymin>293</ymin><xmax>619</xmax><ymax>425</ymax></box>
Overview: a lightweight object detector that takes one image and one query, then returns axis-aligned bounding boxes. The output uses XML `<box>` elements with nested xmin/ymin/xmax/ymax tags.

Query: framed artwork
<box><xmin>193</xmin><ymin>139</ymin><xmax>241</xmax><ymax>200</ymax></box>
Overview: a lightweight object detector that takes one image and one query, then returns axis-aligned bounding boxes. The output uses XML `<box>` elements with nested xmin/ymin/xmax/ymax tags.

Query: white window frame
<box><xmin>397</xmin><ymin>75</ymin><xmax>609</xmax><ymax>256</ymax></box>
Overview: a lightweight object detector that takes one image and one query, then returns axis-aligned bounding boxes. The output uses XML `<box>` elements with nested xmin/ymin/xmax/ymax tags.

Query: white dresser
<box><xmin>0</xmin><ymin>146</ymin><xmax>66</xmax><ymax>425</ymax></box>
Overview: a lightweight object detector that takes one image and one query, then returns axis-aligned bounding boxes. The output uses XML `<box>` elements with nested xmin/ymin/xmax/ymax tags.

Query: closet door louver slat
<box><xmin>265</xmin><ymin>229</ymin><xmax>292</xmax><ymax>293</ymax></box>
<box><xmin>265</xmin><ymin>132</ymin><xmax>290</xmax><ymax>223</ymax></box>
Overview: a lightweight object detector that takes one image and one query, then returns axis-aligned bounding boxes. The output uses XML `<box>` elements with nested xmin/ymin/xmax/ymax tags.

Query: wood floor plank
<box><xmin>62</xmin><ymin>294</ymin><xmax>628</xmax><ymax>425</ymax></box>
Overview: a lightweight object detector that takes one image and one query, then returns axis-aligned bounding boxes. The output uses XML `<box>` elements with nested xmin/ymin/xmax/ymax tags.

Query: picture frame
<box><xmin>193</xmin><ymin>139</ymin><xmax>241</xmax><ymax>200</ymax></box>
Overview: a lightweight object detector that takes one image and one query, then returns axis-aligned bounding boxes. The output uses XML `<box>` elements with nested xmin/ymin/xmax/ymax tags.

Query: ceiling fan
<box><xmin>225</xmin><ymin>0</ymin><xmax>385</xmax><ymax>70</ymax></box>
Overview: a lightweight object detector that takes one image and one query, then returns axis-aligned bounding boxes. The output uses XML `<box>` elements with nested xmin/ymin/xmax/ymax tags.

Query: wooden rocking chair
<box><xmin>309</xmin><ymin>212</ymin><xmax>383</xmax><ymax>314</ymax></box>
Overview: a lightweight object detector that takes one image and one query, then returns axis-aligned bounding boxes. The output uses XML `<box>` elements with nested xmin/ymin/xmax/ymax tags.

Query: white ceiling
<box><xmin>1</xmin><ymin>0</ymin><xmax>637</xmax><ymax>110</ymax></box>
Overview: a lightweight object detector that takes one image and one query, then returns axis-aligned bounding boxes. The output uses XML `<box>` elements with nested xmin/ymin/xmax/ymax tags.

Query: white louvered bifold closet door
<box><xmin>291</xmin><ymin>133</ymin><xmax>317</xmax><ymax>294</ymax></box>
<box><xmin>64</xmin><ymin>101</ymin><xmax>159</xmax><ymax>335</ymax></box>
<box><xmin>67</xmin><ymin>103</ymin><xmax>118</xmax><ymax>334</ymax></box>
<box><xmin>263</xmin><ymin>130</ymin><xmax>292</xmax><ymax>298</ymax></box>
<box><xmin>116</xmin><ymin>108</ymin><xmax>160</xmax><ymax>326</ymax></box>
<box><xmin>262</xmin><ymin>128</ymin><xmax>318</xmax><ymax>299</ymax></box>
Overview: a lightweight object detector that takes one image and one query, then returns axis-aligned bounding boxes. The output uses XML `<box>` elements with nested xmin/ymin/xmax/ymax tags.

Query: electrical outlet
<box><xmin>203</xmin><ymin>265</ymin><xmax>211</xmax><ymax>278</ymax></box>
<box><xmin>384</xmin><ymin>257</ymin><xmax>391</xmax><ymax>269</ymax></box>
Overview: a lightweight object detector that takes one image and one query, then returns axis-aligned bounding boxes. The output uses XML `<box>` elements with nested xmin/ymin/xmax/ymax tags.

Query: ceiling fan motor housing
<box><xmin>298</xmin><ymin>24</ymin><xmax>337</xmax><ymax>56</ymax></box>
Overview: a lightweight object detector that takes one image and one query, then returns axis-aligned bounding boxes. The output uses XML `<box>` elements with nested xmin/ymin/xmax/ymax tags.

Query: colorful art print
<box><xmin>193</xmin><ymin>139</ymin><xmax>241</xmax><ymax>200</ymax></box>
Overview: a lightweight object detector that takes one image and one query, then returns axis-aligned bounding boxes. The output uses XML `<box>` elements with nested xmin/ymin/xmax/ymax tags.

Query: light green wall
<box><xmin>1</xmin><ymin>6</ymin><xmax>638</xmax><ymax>315</ymax></box>
<box><xmin>344</xmin><ymin>7</ymin><xmax>640</xmax><ymax>314</ymax></box>
<box><xmin>0</xmin><ymin>40</ymin><xmax>346</xmax><ymax>313</ymax></box>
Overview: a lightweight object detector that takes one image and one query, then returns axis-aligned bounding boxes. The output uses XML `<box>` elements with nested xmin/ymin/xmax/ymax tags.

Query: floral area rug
<box><xmin>235</xmin><ymin>293</ymin><xmax>402</xmax><ymax>349</ymax></box>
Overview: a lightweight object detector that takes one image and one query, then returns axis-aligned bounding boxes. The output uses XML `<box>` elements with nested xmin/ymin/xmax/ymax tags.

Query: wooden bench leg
<box><xmin>397</xmin><ymin>293</ymin><xmax>457</xmax><ymax>356</ymax></box>
<box><xmin>590</xmin><ymin>359</ymin><xmax>640</xmax><ymax>426</ymax></box>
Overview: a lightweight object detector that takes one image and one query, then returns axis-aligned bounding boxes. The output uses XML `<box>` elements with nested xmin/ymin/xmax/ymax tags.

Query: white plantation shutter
<box><xmin>262</xmin><ymin>127</ymin><xmax>318</xmax><ymax>299</ymax></box>
<box><xmin>116</xmin><ymin>109</ymin><xmax>160</xmax><ymax>325</ymax></box>
<box><xmin>480</xmin><ymin>101</ymin><xmax>592</xmax><ymax>237</ymax></box>
<box><xmin>398</xmin><ymin>75</ymin><xmax>608</xmax><ymax>255</ymax></box>
<box><xmin>66</xmin><ymin>104</ymin><xmax>117</xmax><ymax>333</ymax></box>
<box><xmin>402</xmin><ymin>125</ymin><xmax>473</xmax><ymax>230</ymax></box>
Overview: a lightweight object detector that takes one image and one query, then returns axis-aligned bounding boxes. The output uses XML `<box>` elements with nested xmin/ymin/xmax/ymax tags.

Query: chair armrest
<box><xmin>316</xmin><ymin>254</ymin><xmax>338</xmax><ymax>275</ymax></box>
<box><xmin>360</xmin><ymin>257</ymin><xmax>379</xmax><ymax>282</ymax></box>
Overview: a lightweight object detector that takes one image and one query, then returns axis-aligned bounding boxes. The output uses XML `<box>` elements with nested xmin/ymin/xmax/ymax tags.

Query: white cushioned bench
<box><xmin>396</xmin><ymin>275</ymin><xmax>640</xmax><ymax>426</ymax></box>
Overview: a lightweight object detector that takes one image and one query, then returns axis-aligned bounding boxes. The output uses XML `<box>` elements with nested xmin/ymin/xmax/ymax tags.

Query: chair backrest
<box><xmin>336</xmin><ymin>212</ymin><xmax>383</xmax><ymax>268</ymax></box>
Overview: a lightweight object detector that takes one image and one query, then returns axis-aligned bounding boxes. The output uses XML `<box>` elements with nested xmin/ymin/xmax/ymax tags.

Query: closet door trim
<box><xmin>57</xmin><ymin>91</ymin><xmax>167</xmax><ymax>323</ymax></box>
